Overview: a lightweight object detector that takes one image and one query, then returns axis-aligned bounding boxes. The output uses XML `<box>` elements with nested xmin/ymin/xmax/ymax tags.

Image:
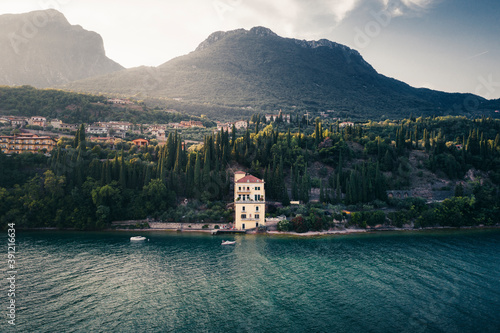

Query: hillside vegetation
<box><xmin>0</xmin><ymin>86</ymin><xmax>197</xmax><ymax>124</ymax></box>
<box><xmin>1</xmin><ymin>114</ymin><xmax>499</xmax><ymax>231</ymax></box>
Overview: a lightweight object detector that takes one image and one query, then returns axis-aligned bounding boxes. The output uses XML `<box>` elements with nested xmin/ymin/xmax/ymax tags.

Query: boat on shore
<box><xmin>221</xmin><ymin>240</ymin><xmax>236</xmax><ymax>245</ymax></box>
<box><xmin>130</xmin><ymin>236</ymin><xmax>147</xmax><ymax>241</ymax></box>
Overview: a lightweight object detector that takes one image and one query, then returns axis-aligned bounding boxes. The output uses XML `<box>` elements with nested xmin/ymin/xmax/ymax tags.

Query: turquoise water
<box><xmin>7</xmin><ymin>229</ymin><xmax>500</xmax><ymax>332</ymax></box>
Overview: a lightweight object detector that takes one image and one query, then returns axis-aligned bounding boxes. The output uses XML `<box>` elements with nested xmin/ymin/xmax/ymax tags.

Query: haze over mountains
<box><xmin>0</xmin><ymin>9</ymin><xmax>123</xmax><ymax>87</ymax></box>
<box><xmin>1</xmin><ymin>9</ymin><xmax>498</xmax><ymax>119</ymax></box>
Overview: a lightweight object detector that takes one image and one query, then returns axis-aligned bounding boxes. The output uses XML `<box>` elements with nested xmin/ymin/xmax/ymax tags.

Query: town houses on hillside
<box><xmin>180</xmin><ymin>120</ymin><xmax>204</xmax><ymax>128</ymax></box>
<box><xmin>0</xmin><ymin>133</ymin><xmax>57</xmax><ymax>154</ymax></box>
<box><xmin>215</xmin><ymin>120</ymin><xmax>248</xmax><ymax>133</ymax></box>
<box><xmin>265</xmin><ymin>110</ymin><xmax>291</xmax><ymax>123</ymax></box>
<box><xmin>86</xmin><ymin>126</ymin><xmax>109</xmax><ymax>136</ymax></box>
<box><xmin>0</xmin><ymin>116</ymin><xmax>28</xmax><ymax>127</ymax></box>
<box><xmin>94</xmin><ymin>121</ymin><xmax>133</xmax><ymax>131</ymax></box>
<box><xmin>107</xmin><ymin>98</ymin><xmax>133</xmax><ymax>105</ymax></box>
<box><xmin>169</xmin><ymin>121</ymin><xmax>205</xmax><ymax>129</ymax></box>
<box><xmin>28</xmin><ymin>116</ymin><xmax>47</xmax><ymax>127</ymax></box>
<box><xmin>51</xmin><ymin>119</ymin><xmax>78</xmax><ymax>131</ymax></box>
<box><xmin>339</xmin><ymin>121</ymin><xmax>354</xmax><ymax>128</ymax></box>
<box><xmin>146</xmin><ymin>125</ymin><xmax>167</xmax><ymax>140</ymax></box>
<box><xmin>86</xmin><ymin>121</ymin><xmax>134</xmax><ymax>138</ymax></box>
<box><xmin>216</xmin><ymin>122</ymin><xmax>233</xmax><ymax>133</ymax></box>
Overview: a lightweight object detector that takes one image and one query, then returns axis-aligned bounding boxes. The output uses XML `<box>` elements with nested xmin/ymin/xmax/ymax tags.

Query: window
<box><xmin>241</xmin><ymin>214</ymin><xmax>246</xmax><ymax>219</ymax></box>
<box><xmin>242</xmin><ymin>223</ymin><xmax>245</xmax><ymax>229</ymax></box>
<box><xmin>255</xmin><ymin>214</ymin><xmax>260</xmax><ymax>219</ymax></box>
<box><xmin>255</xmin><ymin>206</ymin><xmax>259</xmax><ymax>211</ymax></box>
<box><xmin>242</xmin><ymin>206</ymin><xmax>245</xmax><ymax>211</ymax></box>
<box><xmin>256</xmin><ymin>222</ymin><xmax>259</xmax><ymax>227</ymax></box>
<box><xmin>239</xmin><ymin>187</ymin><xmax>241</xmax><ymax>190</ymax></box>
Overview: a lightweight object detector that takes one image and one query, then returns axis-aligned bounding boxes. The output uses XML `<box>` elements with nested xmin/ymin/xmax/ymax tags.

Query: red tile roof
<box><xmin>234</xmin><ymin>171</ymin><xmax>246</xmax><ymax>174</ymax></box>
<box><xmin>235</xmin><ymin>175</ymin><xmax>263</xmax><ymax>183</ymax></box>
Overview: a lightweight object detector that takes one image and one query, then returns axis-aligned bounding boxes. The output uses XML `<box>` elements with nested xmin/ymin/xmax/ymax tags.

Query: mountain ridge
<box><xmin>0</xmin><ymin>9</ymin><xmax>124</xmax><ymax>88</ymax></box>
<box><xmin>63</xmin><ymin>26</ymin><xmax>499</xmax><ymax>118</ymax></box>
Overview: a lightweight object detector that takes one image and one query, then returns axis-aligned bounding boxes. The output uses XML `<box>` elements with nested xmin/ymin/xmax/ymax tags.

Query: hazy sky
<box><xmin>2</xmin><ymin>0</ymin><xmax>499</xmax><ymax>99</ymax></box>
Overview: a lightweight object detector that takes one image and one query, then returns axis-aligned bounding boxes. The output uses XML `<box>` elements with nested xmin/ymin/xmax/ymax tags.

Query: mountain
<box><xmin>0</xmin><ymin>9</ymin><xmax>123</xmax><ymax>87</ymax></box>
<box><xmin>62</xmin><ymin>26</ymin><xmax>498</xmax><ymax>119</ymax></box>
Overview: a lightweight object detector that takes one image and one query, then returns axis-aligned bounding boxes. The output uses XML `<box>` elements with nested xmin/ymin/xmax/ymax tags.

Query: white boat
<box><xmin>130</xmin><ymin>236</ymin><xmax>147</xmax><ymax>241</ymax></box>
<box><xmin>221</xmin><ymin>240</ymin><xmax>236</xmax><ymax>245</ymax></box>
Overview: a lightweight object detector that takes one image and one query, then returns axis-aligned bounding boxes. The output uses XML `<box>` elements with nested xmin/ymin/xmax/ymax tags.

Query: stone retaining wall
<box><xmin>149</xmin><ymin>222</ymin><xmax>229</xmax><ymax>230</ymax></box>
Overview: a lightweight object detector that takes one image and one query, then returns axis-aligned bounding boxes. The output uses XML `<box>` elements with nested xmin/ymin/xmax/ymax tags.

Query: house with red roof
<box><xmin>132</xmin><ymin>138</ymin><xmax>149</xmax><ymax>147</ymax></box>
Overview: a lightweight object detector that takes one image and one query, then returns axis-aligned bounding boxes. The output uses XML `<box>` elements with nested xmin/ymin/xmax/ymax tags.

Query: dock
<box><xmin>211</xmin><ymin>229</ymin><xmax>246</xmax><ymax>235</ymax></box>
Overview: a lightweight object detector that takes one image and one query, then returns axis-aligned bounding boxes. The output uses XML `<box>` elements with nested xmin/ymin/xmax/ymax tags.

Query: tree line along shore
<box><xmin>1</xmin><ymin>114</ymin><xmax>500</xmax><ymax>232</ymax></box>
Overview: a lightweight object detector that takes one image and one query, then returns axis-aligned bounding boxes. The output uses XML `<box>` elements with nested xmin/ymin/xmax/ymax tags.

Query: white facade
<box><xmin>234</xmin><ymin>121</ymin><xmax>248</xmax><ymax>130</ymax></box>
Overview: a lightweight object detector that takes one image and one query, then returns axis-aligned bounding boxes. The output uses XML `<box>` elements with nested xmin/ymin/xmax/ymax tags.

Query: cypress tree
<box><xmin>194</xmin><ymin>152</ymin><xmax>201</xmax><ymax>188</ymax></box>
<box><xmin>78</xmin><ymin>124</ymin><xmax>86</xmax><ymax>151</ymax></box>
<box><xmin>291</xmin><ymin>166</ymin><xmax>298</xmax><ymax>200</ymax></box>
<box><xmin>423</xmin><ymin>128</ymin><xmax>430</xmax><ymax>151</ymax></box>
<box><xmin>173</xmin><ymin>139</ymin><xmax>183</xmax><ymax>173</ymax></box>
<box><xmin>231</xmin><ymin>124</ymin><xmax>236</xmax><ymax>147</ymax></box>
<box><xmin>73</xmin><ymin>126</ymin><xmax>79</xmax><ymax>148</ymax></box>
<box><xmin>315</xmin><ymin>118</ymin><xmax>321</xmax><ymax>146</ymax></box>
<box><xmin>113</xmin><ymin>153</ymin><xmax>119</xmax><ymax>181</ymax></box>
<box><xmin>119</xmin><ymin>150</ymin><xmax>126</xmax><ymax>188</ymax></box>
<box><xmin>282</xmin><ymin>184</ymin><xmax>290</xmax><ymax>206</ymax></box>
<box><xmin>202</xmin><ymin>146</ymin><xmax>211</xmax><ymax>185</ymax></box>
<box><xmin>144</xmin><ymin>165</ymin><xmax>152</xmax><ymax>187</ymax></box>
<box><xmin>319</xmin><ymin>180</ymin><xmax>325</xmax><ymax>203</ymax></box>
<box><xmin>336</xmin><ymin>173</ymin><xmax>342</xmax><ymax>202</ymax></box>
<box><xmin>165</xmin><ymin>133</ymin><xmax>175</xmax><ymax>170</ymax></box>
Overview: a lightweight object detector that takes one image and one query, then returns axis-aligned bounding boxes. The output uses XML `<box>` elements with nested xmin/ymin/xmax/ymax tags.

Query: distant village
<box><xmin>0</xmin><ymin>104</ymin><xmax>356</xmax><ymax>155</ymax></box>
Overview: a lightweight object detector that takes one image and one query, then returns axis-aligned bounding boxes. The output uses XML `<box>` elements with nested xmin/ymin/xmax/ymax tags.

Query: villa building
<box><xmin>234</xmin><ymin>171</ymin><xmax>266</xmax><ymax>230</ymax></box>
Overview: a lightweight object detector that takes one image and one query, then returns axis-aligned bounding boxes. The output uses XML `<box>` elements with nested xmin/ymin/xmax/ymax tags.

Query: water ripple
<box><xmin>10</xmin><ymin>230</ymin><xmax>500</xmax><ymax>333</ymax></box>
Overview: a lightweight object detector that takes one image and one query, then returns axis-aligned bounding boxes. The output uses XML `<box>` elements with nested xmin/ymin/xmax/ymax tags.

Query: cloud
<box><xmin>379</xmin><ymin>0</ymin><xmax>438</xmax><ymax>17</ymax></box>
<box><xmin>327</xmin><ymin>0</ymin><xmax>362</xmax><ymax>22</ymax></box>
<box><xmin>401</xmin><ymin>0</ymin><xmax>434</xmax><ymax>9</ymax></box>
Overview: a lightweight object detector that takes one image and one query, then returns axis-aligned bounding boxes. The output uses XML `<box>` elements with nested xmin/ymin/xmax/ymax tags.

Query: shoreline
<box><xmin>21</xmin><ymin>225</ymin><xmax>500</xmax><ymax>236</ymax></box>
<box><xmin>18</xmin><ymin>225</ymin><xmax>500</xmax><ymax>237</ymax></box>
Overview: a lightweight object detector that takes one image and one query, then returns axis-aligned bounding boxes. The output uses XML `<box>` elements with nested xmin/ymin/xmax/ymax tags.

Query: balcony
<box><xmin>234</xmin><ymin>198</ymin><xmax>265</xmax><ymax>203</ymax></box>
<box><xmin>240</xmin><ymin>217</ymin><xmax>260</xmax><ymax>221</ymax></box>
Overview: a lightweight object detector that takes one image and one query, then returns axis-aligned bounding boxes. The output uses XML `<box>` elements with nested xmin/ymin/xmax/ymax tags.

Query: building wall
<box><xmin>0</xmin><ymin>135</ymin><xmax>56</xmax><ymax>154</ymax></box>
<box><xmin>234</xmin><ymin>202</ymin><xmax>265</xmax><ymax>230</ymax></box>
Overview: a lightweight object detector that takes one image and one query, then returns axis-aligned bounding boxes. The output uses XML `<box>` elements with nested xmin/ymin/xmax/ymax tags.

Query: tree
<box><xmin>194</xmin><ymin>152</ymin><xmax>201</xmax><ymax>189</ymax></box>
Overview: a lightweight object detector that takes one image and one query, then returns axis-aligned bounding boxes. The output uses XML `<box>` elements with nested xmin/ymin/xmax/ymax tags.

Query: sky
<box><xmin>1</xmin><ymin>0</ymin><xmax>499</xmax><ymax>99</ymax></box>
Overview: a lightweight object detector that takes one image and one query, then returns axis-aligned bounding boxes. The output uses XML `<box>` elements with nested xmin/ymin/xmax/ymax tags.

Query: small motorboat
<box><xmin>221</xmin><ymin>240</ymin><xmax>236</xmax><ymax>245</ymax></box>
<box><xmin>130</xmin><ymin>236</ymin><xmax>147</xmax><ymax>241</ymax></box>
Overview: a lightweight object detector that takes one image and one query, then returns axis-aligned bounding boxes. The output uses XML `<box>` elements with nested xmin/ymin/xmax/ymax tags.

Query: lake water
<box><xmin>7</xmin><ymin>229</ymin><xmax>500</xmax><ymax>332</ymax></box>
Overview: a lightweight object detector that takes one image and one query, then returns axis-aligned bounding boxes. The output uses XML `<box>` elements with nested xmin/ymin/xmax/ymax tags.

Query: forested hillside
<box><xmin>1</xmin><ymin>115</ymin><xmax>499</xmax><ymax>231</ymax></box>
<box><xmin>0</xmin><ymin>86</ymin><xmax>198</xmax><ymax>124</ymax></box>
